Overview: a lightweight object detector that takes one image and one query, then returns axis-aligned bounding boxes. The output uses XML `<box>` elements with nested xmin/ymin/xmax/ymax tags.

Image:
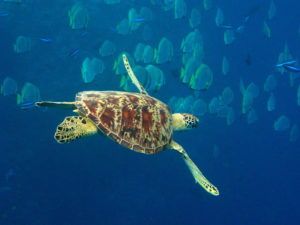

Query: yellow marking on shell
<box><xmin>54</xmin><ymin>116</ymin><xmax>97</xmax><ymax>143</ymax></box>
<box><xmin>169</xmin><ymin>140</ymin><xmax>219</xmax><ymax>196</ymax></box>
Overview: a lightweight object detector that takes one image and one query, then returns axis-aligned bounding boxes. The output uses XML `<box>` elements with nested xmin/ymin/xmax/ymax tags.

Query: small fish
<box><xmin>39</xmin><ymin>37</ymin><xmax>53</xmax><ymax>43</ymax></box>
<box><xmin>283</xmin><ymin>64</ymin><xmax>300</xmax><ymax>73</ymax></box>
<box><xmin>109</xmin><ymin>26</ymin><xmax>118</xmax><ymax>33</ymax></box>
<box><xmin>134</xmin><ymin>17</ymin><xmax>146</xmax><ymax>22</ymax></box>
<box><xmin>235</xmin><ymin>5</ymin><xmax>260</xmax><ymax>34</ymax></box>
<box><xmin>243</xmin><ymin>15</ymin><xmax>250</xmax><ymax>24</ymax></box>
<box><xmin>81</xmin><ymin>31</ymin><xmax>88</xmax><ymax>37</ymax></box>
<box><xmin>220</xmin><ymin>24</ymin><xmax>234</xmax><ymax>29</ymax></box>
<box><xmin>18</xmin><ymin>102</ymin><xmax>48</xmax><ymax>111</ymax></box>
<box><xmin>69</xmin><ymin>48</ymin><xmax>80</xmax><ymax>57</ymax></box>
<box><xmin>275</xmin><ymin>60</ymin><xmax>296</xmax><ymax>67</ymax></box>
<box><xmin>5</xmin><ymin>169</ymin><xmax>14</xmax><ymax>181</ymax></box>
<box><xmin>236</xmin><ymin>25</ymin><xmax>245</xmax><ymax>33</ymax></box>
<box><xmin>18</xmin><ymin>101</ymin><xmax>36</xmax><ymax>110</ymax></box>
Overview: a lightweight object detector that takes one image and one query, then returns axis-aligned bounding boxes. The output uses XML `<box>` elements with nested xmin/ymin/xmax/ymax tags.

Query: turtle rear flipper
<box><xmin>55</xmin><ymin>116</ymin><xmax>97</xmax><ymax>143</ymax></box>
<box><xmin>36</xmin><ymin>101</ymin><xmax>76</xmax><ymax>110</ymax></box>
<box><xmin>169</xmin><ymin>140</ymin><xmax>219</xmax><ymax>196</ymax></box>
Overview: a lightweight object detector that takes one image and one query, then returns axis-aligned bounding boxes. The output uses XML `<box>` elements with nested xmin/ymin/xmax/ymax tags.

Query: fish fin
<box><xmin>154</xmin><ymin>48</ymin><xmax>158</xmax><ymax>63</ymax></box>
<box><xmin>16</xmin><ymin>94</ymin><xmax>21</xmax><ymax>104</ymax></box>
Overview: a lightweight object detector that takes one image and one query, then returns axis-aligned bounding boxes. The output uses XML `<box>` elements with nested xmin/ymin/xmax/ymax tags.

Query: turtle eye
<box><xmin>183</xmin><ymin>114</ymin><xmax>199</xmax><ymax>129</ymax></box>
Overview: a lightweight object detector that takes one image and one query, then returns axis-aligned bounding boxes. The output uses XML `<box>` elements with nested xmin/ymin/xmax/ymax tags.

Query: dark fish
<box><xmin>69</xmin><ymin>48</ymin><xmax>80</xmax><ymax>57</ymax></box>
<box><xmin>283</xmin><ymin>64</ymin><xmax>300</xmax><ymax>73</ymax></box>
<box><xmin>171</xmin><ymin>68</ymin><xmax>181</xmax><ymax>78</ymax></box>
<box><xmin>245</xmin><ymin>54</ymin><xmax>252</xmax><ymax>66</ymax></box>
<box><xmin>244</xmin><ymin>4</ymin><xmax>260</xmax><ymax>21</ymax></box>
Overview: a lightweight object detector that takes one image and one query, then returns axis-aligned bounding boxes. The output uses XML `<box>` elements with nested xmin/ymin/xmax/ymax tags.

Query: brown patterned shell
<box><xmin>75</xmin><ymin>91</ymin><xmax>173</xmax><ymax>154</ymax></box>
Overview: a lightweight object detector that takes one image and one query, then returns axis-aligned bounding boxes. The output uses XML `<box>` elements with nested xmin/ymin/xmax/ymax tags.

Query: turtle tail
<box><xmin>35</xmin><ymin>101</ymin><xmax>76</xmax><ymax>110</ymax></box>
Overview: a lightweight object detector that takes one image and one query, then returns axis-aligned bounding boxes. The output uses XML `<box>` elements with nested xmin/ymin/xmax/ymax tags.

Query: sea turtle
<box><xmin>36</xmin><ymin>55</ymin><xmax>219</xmax><ymax>196</ymax></box>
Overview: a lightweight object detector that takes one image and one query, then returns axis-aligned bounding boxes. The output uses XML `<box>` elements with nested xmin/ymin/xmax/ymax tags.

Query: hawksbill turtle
<box><xmin>36</xmin><ymin>55</ymin><xmax>219</xmax><ymax>196</ymax></box>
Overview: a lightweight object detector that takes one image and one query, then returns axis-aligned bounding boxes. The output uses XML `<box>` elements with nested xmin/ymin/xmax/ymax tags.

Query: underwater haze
<box><xmin>1</xmin><ymin>0</ymin><xmax>300</xmax><ymax>224</ymax></box>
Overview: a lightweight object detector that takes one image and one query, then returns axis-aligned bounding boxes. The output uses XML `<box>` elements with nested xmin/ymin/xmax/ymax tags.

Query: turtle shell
<box><xmin>75</xmin><ymin>91</ymin><xmax>173</xmax><ymax>154</ymax></box>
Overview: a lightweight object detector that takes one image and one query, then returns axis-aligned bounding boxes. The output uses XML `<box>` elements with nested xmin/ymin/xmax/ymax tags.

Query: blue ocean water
<box><xmin>1</xmin><ymin>0</ymin><xmax>300</xmax><ymax>224</ymax></box>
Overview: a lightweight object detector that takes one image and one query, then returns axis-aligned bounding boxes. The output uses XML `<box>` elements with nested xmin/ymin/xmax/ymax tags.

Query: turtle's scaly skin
<box><xmin>75</xmin><ymin>91</ymin><xmax>173</xmax><ymax>154</ymax></box>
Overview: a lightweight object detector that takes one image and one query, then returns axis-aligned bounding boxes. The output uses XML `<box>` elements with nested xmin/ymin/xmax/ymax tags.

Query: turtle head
<box><xmin>172</xmin><ymin>113</ymin><xmax>199</xmax><ymax>131</ymax></box>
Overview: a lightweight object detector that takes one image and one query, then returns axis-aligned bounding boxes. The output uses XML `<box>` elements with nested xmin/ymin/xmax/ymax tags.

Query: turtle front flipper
<box><xmin>55</xmin><ymin>116</ymin><xmax>97</xmax><ymax>143</ymax></box>
<box><xmin>172</xmin><ymin>113</ymin><xmax>199</xmax><ymax>131</ymax></box>
<box><xmin>169</xmin><ymin>140</ymin><xmax>219</xmax><ymax>196</ymax></box>
<box><xmin>36</xmin><ymin>101</ymin><xmax>76</xmax><ymax>110</ymax></box>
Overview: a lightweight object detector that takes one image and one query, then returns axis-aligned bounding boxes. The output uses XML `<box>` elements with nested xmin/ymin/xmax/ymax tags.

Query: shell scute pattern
<box><xmin>75</xmin><ymin>91</ymin><xmax>173</xmax><ymax>154</ymax></box>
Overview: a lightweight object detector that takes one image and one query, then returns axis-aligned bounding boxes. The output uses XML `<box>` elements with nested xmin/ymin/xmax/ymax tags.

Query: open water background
<box><xmin>0</xmin><ymin>1</ymin><xmax>300</xmax><ymax>224</ymax></box>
